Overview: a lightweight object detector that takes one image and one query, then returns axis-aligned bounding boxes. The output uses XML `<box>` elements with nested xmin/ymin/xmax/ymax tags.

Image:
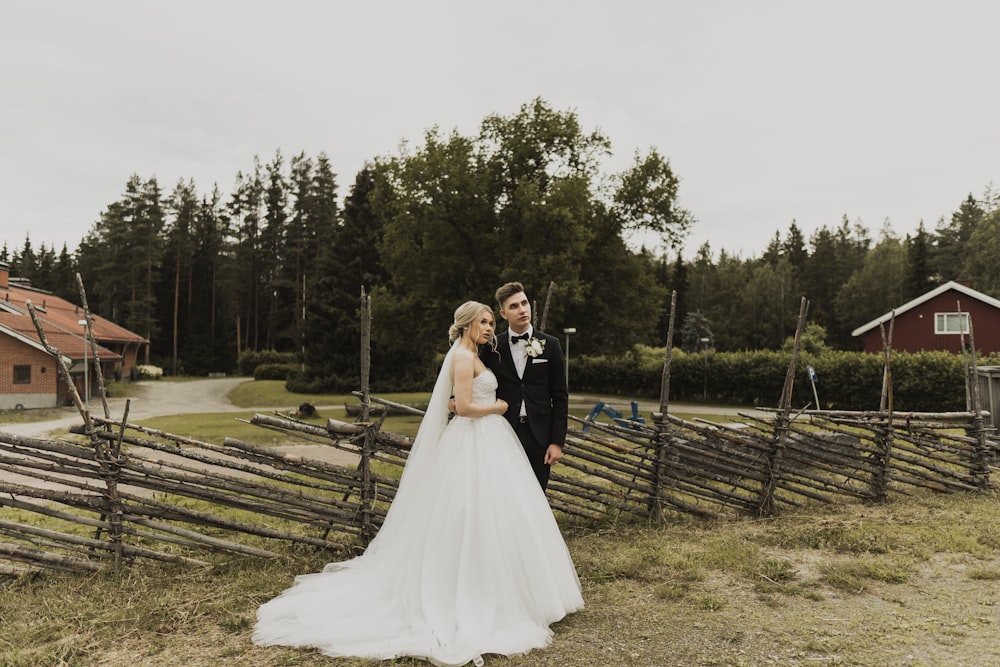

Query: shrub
<box><xmin>572</xmin><ymin>346</ymin><xmax>978</xmax><ymax>411</ymax></box>
<box><xmin>135</xmin><ymin>364</ymin><xmax>163</xmax><ymax>380</ymax></box>
<box><xmin>285</xmin><ymin>369</ymin><xmax>356</xmax><ymax>393</ymax></box>
<box><xmin>237</xmin><ymin>350</ymin><xmax>299</xmax><ymax>377</ymax></box>
<box><xmin>253</xmin><ymin>363</ymin><xmax>301</xmax><ymax>381</ymax></box>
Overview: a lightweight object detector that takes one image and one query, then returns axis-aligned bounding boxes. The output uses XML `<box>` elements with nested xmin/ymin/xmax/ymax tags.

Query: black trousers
<box><xmin>513</xmin><ymin>417</ymin><xmax>550</xmax><ymax>490</ymax></box>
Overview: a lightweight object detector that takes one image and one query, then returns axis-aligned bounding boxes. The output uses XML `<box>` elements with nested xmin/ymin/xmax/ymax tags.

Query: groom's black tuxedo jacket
<box><xmin>481</xmin><ymin>329</ymin><xmax>569</xmax><ymax>452</ymax></box>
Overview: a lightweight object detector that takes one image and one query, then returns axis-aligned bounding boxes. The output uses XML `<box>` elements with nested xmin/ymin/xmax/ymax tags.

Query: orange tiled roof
<box><xmin>0</xmin><ymin>279</ymin><xmax>147</xmax><ymax>362</ymax></box>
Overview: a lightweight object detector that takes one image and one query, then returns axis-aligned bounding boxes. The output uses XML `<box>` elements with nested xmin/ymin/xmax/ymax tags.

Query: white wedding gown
<box><xmin>253</xmin><ymin>369</ymin><xmax>583</xmax><ymax>666</ymax></box>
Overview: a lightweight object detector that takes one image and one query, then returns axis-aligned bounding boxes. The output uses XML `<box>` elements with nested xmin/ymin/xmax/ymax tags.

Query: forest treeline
<box><xmin>3</xmin><ymin>98</ymin><xmax>999</xmax><ymax>392</ymax></box>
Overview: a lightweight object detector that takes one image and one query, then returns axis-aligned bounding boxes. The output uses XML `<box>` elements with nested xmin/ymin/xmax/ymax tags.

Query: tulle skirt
<box><xmin>253</xmin><ymin>412</ymin><xmax>583</xmax><ymax>666</ymax></box>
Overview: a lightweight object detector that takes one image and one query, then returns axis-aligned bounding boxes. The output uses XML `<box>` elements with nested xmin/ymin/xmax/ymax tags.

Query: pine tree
<box><xmin>262</xmin><ymin>151</ymin><xmax>289</xmax><ymax>351</ymax></box>
<box><xmin>229</xmin><ymin>161</ymin><xmax>265</xmax><ymax>354</ymax></box>
<box><xmin>932</xmin><ymin>194</ymin><xmax>984</xmax><ymax>282</ymax></box>
<box><xmin>161</xmin><ymin>179</ymin><xmax>199</xmax><ymax>375</ymax></box>
<box><xmin>299</xmin><ymin>166</ymin><xmax>384</xmax><ymax>391</ymax></box>
<box><xmin>188</xmin><ymin>186</ymin><xmax>237</xmax><ymax>373</ymax></box>
<box><xmin>905</xmin><ymin>222</ymin><xmax>935</xmax><ymax>299</ymax></box>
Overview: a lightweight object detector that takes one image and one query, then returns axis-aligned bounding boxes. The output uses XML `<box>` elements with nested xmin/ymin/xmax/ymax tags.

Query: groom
<box><xmin>481</xmin><ymin>281</ymin><xmax>568</xmax><ymax>491</ymax></box>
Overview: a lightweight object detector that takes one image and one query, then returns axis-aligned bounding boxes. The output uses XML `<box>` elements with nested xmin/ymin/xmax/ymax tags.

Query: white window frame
<box><xmin>934</xmin><ymin>312</ymin><xmax>970</xmax><ymax>335</ymax></box>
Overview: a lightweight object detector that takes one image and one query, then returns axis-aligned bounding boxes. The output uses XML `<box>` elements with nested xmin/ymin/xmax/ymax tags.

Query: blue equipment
<box><xmin>583</xmin><ymin>401</ymin><xmax>646</xmax><ymax>431</ymax></box>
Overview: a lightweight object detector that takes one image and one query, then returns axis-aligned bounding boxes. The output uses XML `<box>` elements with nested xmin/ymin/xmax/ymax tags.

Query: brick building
<box><xmin>0</xmin><ymin>262</ymin><xmax>149</xmax><ymax>410</ymax></box>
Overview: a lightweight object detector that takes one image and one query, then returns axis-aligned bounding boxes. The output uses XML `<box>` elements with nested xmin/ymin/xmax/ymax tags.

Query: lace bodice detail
<box><xmin>471</xmin><ymin>370</ymin><xmax>498</xmax><ymax>406</ymax></box>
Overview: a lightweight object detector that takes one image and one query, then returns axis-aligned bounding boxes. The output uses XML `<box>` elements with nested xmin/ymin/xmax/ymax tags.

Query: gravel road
<box><xmin>0</xmin><ymin>377</ymin><xmax>250</xmax><ymax>439</ymax></box>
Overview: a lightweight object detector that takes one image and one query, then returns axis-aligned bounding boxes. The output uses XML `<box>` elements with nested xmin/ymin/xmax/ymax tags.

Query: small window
<box><xmin>935</xmin><ymin>312</ymin><xmax>970</xmax><ymax>334</ymax></box>
<box><xmin>13</xmin><ymin>365</ymin><xmax>31</xmax><ymax>384</ymax></box>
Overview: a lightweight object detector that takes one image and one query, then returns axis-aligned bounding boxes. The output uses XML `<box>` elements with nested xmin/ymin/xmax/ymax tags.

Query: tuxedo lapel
<box><xmin>520</xmin><ymin>334</ymin><xmax>548</xmax><ymax>379</ymax></box>
<box><xmin>497</xmin><ymin>332</ymin><xmax>519</xmax><ymax>379</ymax></box>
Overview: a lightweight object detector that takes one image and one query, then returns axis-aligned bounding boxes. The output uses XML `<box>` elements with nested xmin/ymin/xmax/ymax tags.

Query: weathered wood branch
<box><xmin>0</xmin><ymin>541</ymin><xmax>103</xmax><ymax>573</ymax></box>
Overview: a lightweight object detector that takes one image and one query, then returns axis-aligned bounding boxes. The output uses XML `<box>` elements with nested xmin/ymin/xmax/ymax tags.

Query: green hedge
<box><xmin>571</xmin><ymin>348</ymin><xmax>998</xmax><ymax>412</ymax></box>
<box><xmin>237</xmin><ymin>350</ymin><xmax>299</xmax><ymax>377</ymax></box>
<box><xmin>285</xmin><ymin>370</ymin><xmax>356</xmax><ymax>394</ymax></box>
<box><xmin>253</xmin><ymin>363</ymin><xmax>302</xmax><ymax>381</ymax></box>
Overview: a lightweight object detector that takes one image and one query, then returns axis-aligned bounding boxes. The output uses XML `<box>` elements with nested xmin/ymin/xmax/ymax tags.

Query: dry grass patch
<box><xmin>3</xmin><ymin>490</ymin><xmax>1000</xmax><ymax>666</ymax></box>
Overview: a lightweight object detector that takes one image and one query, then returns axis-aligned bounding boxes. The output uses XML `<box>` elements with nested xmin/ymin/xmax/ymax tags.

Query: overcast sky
<box><xmin>2</xmin><ymin>1</ymin><xmax>998</xmax><ymax>261</ymax></box>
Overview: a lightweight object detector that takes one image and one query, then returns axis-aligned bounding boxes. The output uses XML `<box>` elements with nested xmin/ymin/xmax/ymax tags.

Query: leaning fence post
<box><xmin>538</xmin><ymin>281</ymin><xmax>556</xmax><ymax>333</ymax></box>
<box><xmin>26</xmin><ymin>299</ymin><xmax>125</xmax><ymax>572</ymax></box>
<box><xmin>658</xmin><ymin>291</ymin><xmax>677</xmax><ymax>417</ymax></box>
<box><xmin>958</xmin><ymin>305</ymin><xmax>992</xmax><ymax>490</ymax></box>
<box><xmin>651</xmin><ymin>291</ymin><xmax>677</xmax><ymax>520</ymax></box>
<box><xmin>757</xmin><ymin>296</ymin><xmax>808</xmax><ymax>516</ymax></box>
<box><xmin>359</xmin><ymin>286</ymin><xmax>372</xmax><ymax>423</ymax></box>
<box><xmin>76</xmin><ymin>272</ymin><xmax>111</xmax><ymax>420</ymax></box>
<box><xmin>76</xmin><ymin>275</ymin><xmax>125</xmax><ymax>562</ymax></box>
<box><xmin>871</xmin><ymin>316</ymin><xmax>896</xmax><ymax>502</ymax></box>
<box><xmin>358</xmin><ymin>287</ymin><xmax>378</xmax><ymax>542</ymax></box>
<box><xmin>878</xmin><ymin>312</ymin><xmax>895</xmax><ymax>415</ymax></box>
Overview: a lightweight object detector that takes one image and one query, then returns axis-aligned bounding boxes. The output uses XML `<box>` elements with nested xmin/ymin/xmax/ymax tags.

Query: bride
<box><xmin>253</xmin><ymin>301</ymin><xmax>584</xmax><ymax>666</ymax></box>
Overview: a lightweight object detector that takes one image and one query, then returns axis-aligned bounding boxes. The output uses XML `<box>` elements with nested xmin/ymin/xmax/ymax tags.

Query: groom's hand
<box><xmin>544</xmin><ymin>444</ymin><xmax>563</xmax><ymax>465</ymax></box>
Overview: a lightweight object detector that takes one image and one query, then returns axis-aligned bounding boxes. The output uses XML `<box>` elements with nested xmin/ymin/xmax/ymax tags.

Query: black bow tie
<box><xmin>511</xmin><ymin>333</ymin><xmax>530</xmax><ymax>343</ymax></box>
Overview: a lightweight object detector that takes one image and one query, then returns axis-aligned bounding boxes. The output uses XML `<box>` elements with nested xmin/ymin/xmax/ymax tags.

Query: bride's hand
<box><xmin>495</xmin><ymin>399</ymin><xmax>508</xmax><ymax>415</ymax></box>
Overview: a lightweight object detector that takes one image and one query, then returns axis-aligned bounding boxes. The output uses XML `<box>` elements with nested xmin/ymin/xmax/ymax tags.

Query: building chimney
<box><xmin>0</xmin><ymin>261</ymin><xmax>9</xmax><ymax>290</ymax></box>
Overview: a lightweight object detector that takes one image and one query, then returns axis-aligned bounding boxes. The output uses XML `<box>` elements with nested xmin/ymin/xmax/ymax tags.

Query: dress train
<box><xmin>253</xmin><ymin>369</ymin><xmax>583</xmax><ymax>666</ymax></box>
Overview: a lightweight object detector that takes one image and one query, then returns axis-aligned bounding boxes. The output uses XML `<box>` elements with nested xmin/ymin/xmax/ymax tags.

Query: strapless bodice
<box><xmin>471</xmin><ymin>370</ymin><xmax>498</xmax><ymax>406</ymax></box>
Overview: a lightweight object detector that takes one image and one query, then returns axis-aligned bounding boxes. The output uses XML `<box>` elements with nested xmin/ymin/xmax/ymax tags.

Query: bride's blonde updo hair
<box><xmin>449</xmin><ymin>300</ymin><xmax>496</xmax><ymax>349</ymax></box>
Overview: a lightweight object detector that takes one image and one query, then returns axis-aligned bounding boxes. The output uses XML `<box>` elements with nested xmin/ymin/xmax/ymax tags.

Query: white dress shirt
<box><xmin>509</xmin><ymin>326</ymin><xmax>533</xmax><ymax>378</ymax></box>
<box><xmin>509</xmin><ymin>326</ymin><xmax>533</xmax><ymax>416</ymax></box>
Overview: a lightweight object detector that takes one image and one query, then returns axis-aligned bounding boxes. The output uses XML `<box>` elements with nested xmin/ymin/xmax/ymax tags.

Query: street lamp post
<box><xmin>563</xmin><ymin>328</ymin><xmax>576</xmax><ymax>387</ymax></box>
<box><xmin>700</xmin><ymin>337</ymin><xmax>711</xmax><ymax>400</ymax></box>
<box><xmin>78</xmin><ymin>319</ymin><xmax>89</xmax><ymax>403</ymax></box>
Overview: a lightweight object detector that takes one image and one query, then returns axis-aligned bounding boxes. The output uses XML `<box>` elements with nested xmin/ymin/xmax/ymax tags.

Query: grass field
<box><xmin>3</xmin><ymin>490</ymin><xmax>999</xmax><ymax>666</ymax></box>
<box><xmin>3</xmin><ymin>380</ymin><xmax>999</xmax><ymax>665</ymax></box>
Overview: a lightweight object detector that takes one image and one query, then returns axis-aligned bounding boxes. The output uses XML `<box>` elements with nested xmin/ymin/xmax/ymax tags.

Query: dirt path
<box><xmin>0</xmin><ymin>377</ymin><xmax>249</xmax><ymax>440</ymax></box>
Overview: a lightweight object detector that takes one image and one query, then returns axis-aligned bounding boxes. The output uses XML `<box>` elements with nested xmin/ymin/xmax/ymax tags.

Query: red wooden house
<box><xmin>851</xmin><ymin>281</ymin><xmax>1000</xmax><ymax>354</ymax></box>
<box><xmin>0</xmin><ymin>262</ymin><xmax>149</xmax><ymax>410</ymax></box>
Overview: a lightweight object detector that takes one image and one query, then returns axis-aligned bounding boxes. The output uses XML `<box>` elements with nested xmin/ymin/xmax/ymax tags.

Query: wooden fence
<box><xmin>1</xmin><ymin>289</ymin><xmax>997</xmax><ymax>577</ymax></box>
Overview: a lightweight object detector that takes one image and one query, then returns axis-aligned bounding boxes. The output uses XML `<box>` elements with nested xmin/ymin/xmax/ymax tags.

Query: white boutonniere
<box><xmin>524</xmin><ymin>336</ymin><xmax>546</xmax><ymax>358</ymax></box>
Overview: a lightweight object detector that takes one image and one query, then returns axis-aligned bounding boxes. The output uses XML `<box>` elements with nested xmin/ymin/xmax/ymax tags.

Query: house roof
<box><xmin>0</xmin><ymin>276</ymin><xmax>148</xmax><ymax>362</ymax></box>
<box><xmin>0</xmin><ymin>316</ymin><xmax>72</xmax><ymax>365</ymax></box>
<box><xmin>851</xmin><ymin>281</ymin><xmax>1000</xmax><ymax>337</ymax></box>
